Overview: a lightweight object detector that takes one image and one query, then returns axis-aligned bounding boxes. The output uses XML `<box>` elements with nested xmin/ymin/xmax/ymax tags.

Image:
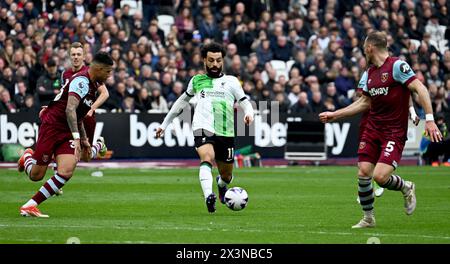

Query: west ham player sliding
<box><xmin>17</xmin><ymin>52</ymin><xmax>114</xmax><ymax>217</ymax></box>
<box><xmin>319</xmin><ymin>31</ymin><xmax>442</xmax><ymax>228</ymax></box>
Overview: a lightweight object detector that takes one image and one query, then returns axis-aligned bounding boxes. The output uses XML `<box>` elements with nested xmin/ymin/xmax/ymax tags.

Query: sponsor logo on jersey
<box><xmin>384</xmin><ymin>151</ymin><xmax>391</xmax><ymax>157</ymax></box>
<box><xmin>83</xmin><ymin>98</ymin><xmax>93</xmax><ymax>107</ymax></box>
<box><xmin>205</xmin><ymin>91</ymin><xmax>225</xmax><ymax>98</ymax></box>
<box><xmin>200</xmin><ymin>90</ymin><xmax>226</xmax><ymax>99</ymax></box>
<box><xmin>381</xmin><ymin>72</ymin><xmax>389</xmax><ymax>83</ymax></box>
<box><xmin>400</xmin><ymin>62</ymin><xmax>411</xmax><ymax>73</ymax></box>
<box><xmin>368</xmin><ymin>86</ymin><xmax>389</xmax><ymax>96</ymax></box>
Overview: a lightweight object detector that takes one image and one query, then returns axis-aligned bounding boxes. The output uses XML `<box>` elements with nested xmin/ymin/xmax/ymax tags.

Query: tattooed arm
<box><xmin>66</xmin><ymin>76</ymin><xmax>92</xmax><ymax>160</ymax></box>
<box><xmin>66</xmin><ymin>95</ymin><xmax>80</xmax><ymax>136</ymax></box>
<box><xmin>80</xmin><ymin>122</ymin><xmax>87</xmax><ymax>140</ymax></box>
<box><xmin>66</xmin><ymin>95</ymin><xmax>82</xmax><ymax>160</ymax></box>
<box><xmin>79</xmin><ymin>122</ymin><xmax>92</xmax><ymax>162</ymax></box>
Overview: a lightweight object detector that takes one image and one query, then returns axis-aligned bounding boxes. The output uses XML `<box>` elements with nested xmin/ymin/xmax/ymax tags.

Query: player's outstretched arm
<box><xmin>231</xmin><ymin>77</ymin><xmax>254</xmax><ymax>125</ymax></box>
<box><xmin>87</xmin><ymin>84</ymin><xmax>109</xmax><ymax>117</ymax></box>
<box><xmin>319</xmin><ymin>95</ymin><xmax>370</xmax><ymax>123</ymax></box>
<box><xmin>408</xmin><ymin>95</ymin><xmax>419</xmax><ymax>126</ymax></box>
<box><xmin>156</xmin><ymin>92</ymin><xmax>191</xmax><ymax>138</ymax></box>
<box><xmin>66</xmin><ymin>95</ymin><xmax>82</xmax><ymax>161</ymax></box>
<box><xmin>408</xmin><ymin>79</ymin><xmax>443</xmax><ymax>142</ymax></box>
<box><xmin>238</xmin><ymin>98</ymin><xmax>254</xmax><ymax>125</ymax></box>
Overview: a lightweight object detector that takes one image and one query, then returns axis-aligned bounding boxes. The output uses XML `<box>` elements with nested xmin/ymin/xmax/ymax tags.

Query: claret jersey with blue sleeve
<box><xmin>42</xmin><ymin>67</ymin><xmax>100</xmax><ymax>128</ymax></box>
<box><xmin>360</xmin><ymin>57</ymin><xmax>416</xmax><ymax>138</ymax></box>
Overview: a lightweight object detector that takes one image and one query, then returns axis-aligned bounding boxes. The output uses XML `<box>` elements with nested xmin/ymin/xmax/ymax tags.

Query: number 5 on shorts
<box><xmin>385</xmin><ymin>141</ymin><xmax>395</xmax><ymax>152</ymax></box>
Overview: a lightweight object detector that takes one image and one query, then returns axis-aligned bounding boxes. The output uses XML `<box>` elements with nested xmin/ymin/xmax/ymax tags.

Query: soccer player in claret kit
<box><xmin>354</xmin><ymin>83</ymin><xmax>420</xmax><ymax>203</ymax></box>
<box><xmin>17</xmin><ymin>52</ymin><xmax>114</xmax><ymax>217</ymax></box>
<box><xmin>319</xmin><ymin>31</ymin><xmax>443</xmax><ymax>228</ymax></box>
<box><xmin>156</xmin><ymin>42</ymin><xmax>254</xmax><ymax>213</ymax></box>
<box><xmin>36</xmin><ymin>42</ymin><xmax>109</xmax><ymax>196</ymax></box>
<box><xmin>61</xmin><ymin>42</ymin><xmax>109</xmax><ymax>161</ymax></box>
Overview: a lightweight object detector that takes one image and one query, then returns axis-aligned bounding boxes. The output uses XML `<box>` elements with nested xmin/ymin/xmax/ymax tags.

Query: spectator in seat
<box><xmin>151</xmin><ymin>87</ymin><xmax>168</xmax><ymax>113</ymax></box>
<box><xmin>335</xmin><ymin>66</ymin><xmax>355</xmax><ymax>98</ymax></box>
<box><xmin>310</xmin><ymin>90</ymin><xmax>327</xmax><ymax>114</ymax></box>
<box><xmin>289</xmin><ymin>91</ymin><xmax>312</xmax><ymax>114</ymax></box>
<box><xmin>272</xmin><ymin>36</ymin><xmax>293</xmax><ymax>62</ymax></box>
<box><xmin>0</xmin><ymin>88</ymin><xmax>17</xmax><ymax>113</ymax></box>
<box><xmin>36</xmin><ymin>59</ymin><xmax>61</xmax><ymax>107</ymax></box>
<box><xmin>167</xmin><ymin>81</ymin><xmax>184</xmax><ymax>108</ymax></box>
<box><xmin>13</xmin><ymin>80</ymin><xmax>29</xmax><ymax>109</ymax></box>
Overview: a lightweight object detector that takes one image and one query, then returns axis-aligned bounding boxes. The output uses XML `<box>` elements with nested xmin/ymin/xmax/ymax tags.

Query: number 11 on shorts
<box><xmin>227</xmin><ymin>148</ymin><xmax>234</xmax><ymax>161</ymax></box>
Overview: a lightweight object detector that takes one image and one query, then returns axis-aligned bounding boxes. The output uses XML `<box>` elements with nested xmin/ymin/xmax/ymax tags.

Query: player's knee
<box><xmin>57</xmin><ymin>170</ymin><xmax>74</xmax><ymax>179</ymax></box>
<box><xmin>201</xmin><ymin>155</ymin><xmax>214</xmax><ymax>165</ymax></box>
<box><xmin>358</xmin><ymin>168</ymin><xmax>371</xmax><ymax>178</ymax></box>
<box><xmin>56</xmin><ymin>166</ymin><xmax>74</xmax><ymax>178</ymax></box>
<box><xmin>373</xmin><ymin>173</ymin><xmax>388</xmax><ymax>185</ymax></box>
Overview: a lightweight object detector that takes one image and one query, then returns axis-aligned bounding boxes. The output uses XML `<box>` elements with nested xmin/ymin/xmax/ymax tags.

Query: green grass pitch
<box><xmin>0</xmin><ymin>166</ymin><xmax>449</xmax><ymax>244</ymax></box>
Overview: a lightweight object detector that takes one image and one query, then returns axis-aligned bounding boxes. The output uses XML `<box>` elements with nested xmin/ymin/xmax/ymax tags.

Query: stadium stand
<box><xmin>0</xmin><ymin>0</ymin><xmax>448</xmax><ymax>122</ymax></box>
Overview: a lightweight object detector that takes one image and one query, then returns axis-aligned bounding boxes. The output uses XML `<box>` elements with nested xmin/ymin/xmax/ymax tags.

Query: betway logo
<box><xmin>251</xmin><ymin>116</ymin><xmax>351</xmax><ymax>155</ymax></box>
<box><xmin>0</xmin><ymin>115</ymin><xmax>38</xmax><ymax>147</ymax></box>
<box><xmin>254</xmin><ymin>115</ymin><xmax>286</xmax><ymax>147</ymax></box>
<box><xmin>130</xmin><ymin>114</ymin><xmax>350</xmax><ymax>155</ymax></box>
<box><xmin>325</xmin><ymin>123</ymin><xmax>350</xmax><ymax>155</ymax></box>
<box><xmin>130</xmin><ymin>115</ymin><xmax>195</xmax><ymax>147</ymax></box>
<box><xmin>369</xmin><ymin>86</ymin><xmax>389</xmax><ymax>96</ymax></box>
<box><xmin>0</xmin><ymin>114</ymin><xmax>104</xmax><ymax>147</ymax></box>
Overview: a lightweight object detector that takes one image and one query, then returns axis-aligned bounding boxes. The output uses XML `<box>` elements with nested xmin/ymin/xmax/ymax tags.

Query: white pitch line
<box><xmin>0</xmin><ymin>223</ymin><xmax>259</xmax><ymax>233</ymax></box>
<box><xmin>1</xmin><ymin>223</ymin><xmax>450</xmax><ymax>241</ymax></box>
<box><xmin>0</xmin><ymin>238</ymin><xmax>55</xmax><ymax>243</ymax></box>
<box><xmin>0</xmin><ymin>237</ymin><xmax>164</xmax><ymax>244</ymax></box>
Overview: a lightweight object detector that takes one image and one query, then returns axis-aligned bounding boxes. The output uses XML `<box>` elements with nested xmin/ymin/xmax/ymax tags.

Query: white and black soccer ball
<box><xmin>224</xmin><ymin>187</ymin><xmax>248</xmax><ymax>211</ymax></box>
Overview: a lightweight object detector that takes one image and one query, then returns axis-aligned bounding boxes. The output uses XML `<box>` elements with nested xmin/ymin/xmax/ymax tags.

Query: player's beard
<box><xmin>206</xmin><ymin>65</ymin><xmax>223</xmax><ymax>78</ymax></box>
<box><xmin>365</xmin><ymin>54</ymin><xmax>372</xmax><ymax>70</ymax></box>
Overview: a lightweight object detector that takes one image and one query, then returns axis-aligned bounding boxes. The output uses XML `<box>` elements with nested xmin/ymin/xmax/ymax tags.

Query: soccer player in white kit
<box><xmin>156</xmin><ymin>42</ymin><xmax>254</xmax><ymax>213</ymax></box>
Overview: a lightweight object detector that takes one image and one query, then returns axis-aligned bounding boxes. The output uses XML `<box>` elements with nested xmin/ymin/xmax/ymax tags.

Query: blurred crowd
<box><xmin>0</xmin><ymin>0</ymin><xmax>449</xmax><ymax>118</ymax></box>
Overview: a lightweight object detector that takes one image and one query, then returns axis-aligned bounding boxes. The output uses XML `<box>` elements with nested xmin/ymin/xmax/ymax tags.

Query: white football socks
<box><xmin>199</xmin><ymin>163</ymin><xmax>213</xmax><ymax>199</ymax></box>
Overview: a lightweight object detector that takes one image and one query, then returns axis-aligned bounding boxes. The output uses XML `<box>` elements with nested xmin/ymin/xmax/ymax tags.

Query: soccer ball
<box><xmin>224</xmin><ymin>187</ymin><xmax>248</xmax><ymax>211</ymax></box>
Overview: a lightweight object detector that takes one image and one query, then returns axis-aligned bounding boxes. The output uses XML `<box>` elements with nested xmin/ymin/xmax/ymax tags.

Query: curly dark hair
<box><xmin>200</xmin><ymin>42</ymin><xmax>226</xmax><ymax>59</ymax></box>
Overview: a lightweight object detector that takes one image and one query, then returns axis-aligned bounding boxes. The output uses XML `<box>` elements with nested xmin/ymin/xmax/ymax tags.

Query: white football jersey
<box><xmin>186</xmin><ymin>74</ymin><xmax>246</xmax><ymax>137</ymax></box>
